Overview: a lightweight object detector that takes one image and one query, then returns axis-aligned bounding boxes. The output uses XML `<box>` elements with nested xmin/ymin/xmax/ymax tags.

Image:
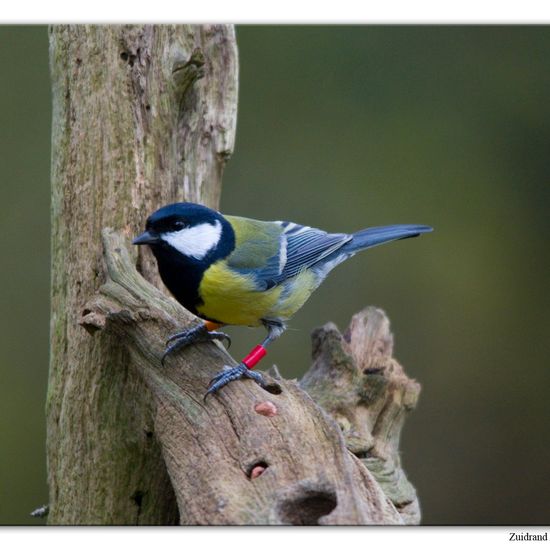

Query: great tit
<box><xmin>133</xmin><ymin>202</ymin><xmax>432</xmax><ymax>397</ymax></box>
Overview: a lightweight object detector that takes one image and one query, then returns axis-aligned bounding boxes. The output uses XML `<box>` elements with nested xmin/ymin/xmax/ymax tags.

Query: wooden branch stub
<box><xmin>81</xmin><ymin>230</ymin><xmax>405</xmax><ymax>525</ymax></box>
<box><xmin>301</xmin><ymin>307</ymin><xmax>422</xmax><ymax>524</ymax></box>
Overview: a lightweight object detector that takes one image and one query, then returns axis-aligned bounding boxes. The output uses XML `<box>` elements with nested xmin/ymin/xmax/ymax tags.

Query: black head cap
<box><xmin>146</xmin><ymin>202</ymin><xmax>223</xmax><ymax>233</ymax></box>
<box><xmin>132</xmin><ymin>202</ymin><xmax>235</xmax><ymax>265</ymax></box>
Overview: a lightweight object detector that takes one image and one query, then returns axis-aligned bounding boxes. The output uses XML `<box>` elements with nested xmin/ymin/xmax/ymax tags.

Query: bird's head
<box><xmin>133</xmin><ymin>202</ymin><xmax>233</xmax><ymax>262</ymax></box>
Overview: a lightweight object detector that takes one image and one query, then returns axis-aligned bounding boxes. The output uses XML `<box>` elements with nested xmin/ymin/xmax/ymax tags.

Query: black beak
<box><xmin>132</xmin><ymin>230</ymin><xmax>160</xmax><ymax>245</ymax></box>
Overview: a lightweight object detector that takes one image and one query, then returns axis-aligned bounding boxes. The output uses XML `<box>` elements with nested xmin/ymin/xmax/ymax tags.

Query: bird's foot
<box><xmin>161</xmin><ymin>323</ymin><xmax>231</xmax><ymax>365</ymax></box>
<box><xmin>204</xmin><ymin>363</ymin><xmax>266</xmax><ymax>400</ymax></box>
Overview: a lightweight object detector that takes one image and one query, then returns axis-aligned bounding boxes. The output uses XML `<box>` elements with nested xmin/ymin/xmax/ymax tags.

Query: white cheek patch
<box><xmin>162</xmin><ymin>220</ymin><xmax>222</xmax><ymax>260</ymax></box>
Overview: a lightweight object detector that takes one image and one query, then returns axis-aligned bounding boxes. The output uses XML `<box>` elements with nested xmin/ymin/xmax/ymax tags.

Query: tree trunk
<box><xmin>48</xmin><ymin>24</ymin><xmax>420</xmax><ymax>525</ymax></box>
<box><xmin>47</xmin><ymin>24</ymin><xmax>238</xmax><ymax>524</ymax></box>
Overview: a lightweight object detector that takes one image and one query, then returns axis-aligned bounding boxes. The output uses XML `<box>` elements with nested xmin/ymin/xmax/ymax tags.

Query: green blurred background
<box><xmin>1</xmin><ymin>25</ymin><xmax>549</xmax><ymax>525</ymax></box>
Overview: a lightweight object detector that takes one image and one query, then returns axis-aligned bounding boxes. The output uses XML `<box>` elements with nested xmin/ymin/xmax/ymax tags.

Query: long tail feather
<box><xmin>343</xmin><ymin>224</ymin><xmax>433</xmax><ymax>253</ymax></box>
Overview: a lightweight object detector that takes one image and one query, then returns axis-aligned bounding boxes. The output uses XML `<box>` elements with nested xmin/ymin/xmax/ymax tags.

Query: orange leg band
<box><xmin>204</xmin><ymin>320</ymin><xmax>224</xmax><ymax>332</ymax></box>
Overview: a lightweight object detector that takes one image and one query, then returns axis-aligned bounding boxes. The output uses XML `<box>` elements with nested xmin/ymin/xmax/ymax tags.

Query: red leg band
<box><xmin>242</xmin><ymin>345</ymin><xmax>267</xmax><ymax>369</ymax></box>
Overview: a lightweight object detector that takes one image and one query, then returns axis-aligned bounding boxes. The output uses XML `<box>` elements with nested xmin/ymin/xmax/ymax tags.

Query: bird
<box><xmin>133</xmin><ymin>202</ymin><xmax>432</xmax><ymax>398</ymax></box>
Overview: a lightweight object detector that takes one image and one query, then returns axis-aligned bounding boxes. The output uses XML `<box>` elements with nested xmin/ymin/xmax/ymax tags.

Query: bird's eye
<box><xmin>172</xmin><ymin>221</ymin><xmax>187</xmax><ymax>230</ymax></box>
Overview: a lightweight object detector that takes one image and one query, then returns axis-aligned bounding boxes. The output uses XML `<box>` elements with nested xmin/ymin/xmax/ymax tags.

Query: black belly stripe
<box><xmin>153</xmin><ymin>247</ymin><xmax>205</xmax><ymax>315</ymax></box>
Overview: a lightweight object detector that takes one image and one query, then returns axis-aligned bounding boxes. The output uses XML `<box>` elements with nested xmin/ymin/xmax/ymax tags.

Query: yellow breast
<box><xmin>197</xmin><ymin>261</ymin><xmax>283</xmax><ymax>326</ymax></box>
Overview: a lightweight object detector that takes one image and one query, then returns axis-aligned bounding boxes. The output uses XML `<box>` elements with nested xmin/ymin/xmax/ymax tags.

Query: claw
<box><xmin>204</xmin><ymin>363</ymin><xmax>266</xmax><ymax>400</ymax></box>
<box><xmin>161</xmin><ymin>343</ymin><xmax>179</xmax><ymax>366</ymax></box>
<box><xmin>207</xmin><ymin>366</ymin><xmax>232</xmax><ymax>387</ymax></box>
<box><xmin>161</xmin><ymin>323</ymin><xmax>231</xmax><ymax>365</ymax></box>
<box><xmin>165</xmin><ymin>330</ymin><xmax>192</xmax><ymax>346</ymax></box>
<box><xmin>208</xmin><ymin>331</ymin><xmax>232</xmax><ymax>349</ymax></box>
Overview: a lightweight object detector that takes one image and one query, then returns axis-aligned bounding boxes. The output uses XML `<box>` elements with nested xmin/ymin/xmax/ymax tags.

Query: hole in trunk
<box><xmin>353</xmin><ymin>449</ymin><xmax>372</xmax><ymax>459</ymax></box>
<box><xmin>278</xmin><ymin>490</ymin><xmax>337</xmax><ymax>525</ymax></box>
<box><xmin>263</xmin><ymin>381</ymin><xmax>282</xmax><ymax>395</ymax></box>
<box><xmin>247</xmin><ymin>461</ymin><xmax>268</xmax><ymax>479</ymax></box>
<box><xmin>131</xmin><ymin>490</ymin><xmax>144</xmax><ymax>508</ymax></box>
<box><xmin>363</xmin><ymin>367</ymin><xmax>383</xmax><ymax>375</ymax></box>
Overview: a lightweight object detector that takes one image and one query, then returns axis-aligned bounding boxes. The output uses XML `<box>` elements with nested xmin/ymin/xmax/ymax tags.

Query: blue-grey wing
<box><xmin>259</xmin><ymin>222</ymin><xmax>352</xmax><ymax>286</ymax></box>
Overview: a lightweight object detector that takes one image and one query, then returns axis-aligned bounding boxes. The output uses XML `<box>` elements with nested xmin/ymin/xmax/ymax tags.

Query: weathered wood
<box><xmin>80</xmin><ymin>229</ymin><xmax>406</xmax><ymax>525</ymax></box>
<box><xmin>47</xmin><ymin>24</ymin><xmax>238</xmax><ymax>524</ymax></box>
<box><xmin>301</xmin><ymin>307</ymin><xmax>422</xmax><ymax>524</ymax></box>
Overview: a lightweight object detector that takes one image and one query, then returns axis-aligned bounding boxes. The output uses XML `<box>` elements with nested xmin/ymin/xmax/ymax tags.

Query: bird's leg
<box><xmin>205</xmin><ymin>320</ymin><xmax>286</xmax><ymax>399</ymax></box>
<box><xmin>161</xmin><ymin>320</ymin><xmax>231</xmax><ymax>365</ymax></box>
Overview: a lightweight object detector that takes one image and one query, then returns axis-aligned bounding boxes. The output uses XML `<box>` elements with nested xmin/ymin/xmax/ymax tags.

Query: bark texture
<box><xmin>47</xmin><ymin>24</ymin><xmax>238</xmax><ymax>524</ymax></box>
<box><xmin>48</xmin><ymin>24</ymin><xmax>421</xmax><ymax>525</ymax></box>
